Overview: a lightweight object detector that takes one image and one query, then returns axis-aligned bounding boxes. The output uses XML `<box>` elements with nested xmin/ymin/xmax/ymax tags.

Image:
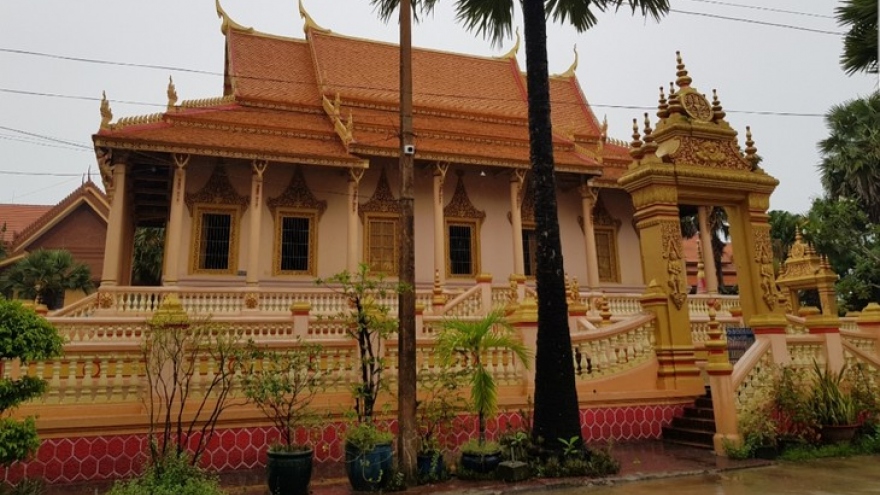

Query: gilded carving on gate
<box><xmin>661</xmin><ymin>221</ymin><xmax>687</xmax><ymax>309</ymax></box>
<box><xmin>674</xmin><ymin>137</ymin><xmax>749</xmax><ymax>171</ymax></box>
<box><xmin>753</xmin><ymin>227</ymin><xmax>778</xmax><ymax>309</ymax></box>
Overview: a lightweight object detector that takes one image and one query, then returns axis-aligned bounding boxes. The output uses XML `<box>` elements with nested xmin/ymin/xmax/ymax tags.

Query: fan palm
<box><xmin>818</xmin><ymin>92</ymin><xmax>880</xmax><ymax>223</ymax></box>
<box><xmin>0</xmin><ymin>249</ymin><xmax>94</xmax><ymax>309</ymax></box>
<box><xmin>836</xmin><ymin>0</ymin><xmax>878</xmax><ymax>75</ymax></box>
<box><xmin>436</xmin><ymin>310</ymin><xmax>530</xmax><ymax>445</ymax></box>
<box><xmin>370</xmin><ymin>0</ymin><xmax>669</xmax><ymax>452</ymax></box>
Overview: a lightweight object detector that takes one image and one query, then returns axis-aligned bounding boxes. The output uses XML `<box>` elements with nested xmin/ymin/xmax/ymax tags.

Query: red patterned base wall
<box><xmin>1</xmin><ymin>403</ymin><xmax>687</xmax><ymax>485</ymax></box>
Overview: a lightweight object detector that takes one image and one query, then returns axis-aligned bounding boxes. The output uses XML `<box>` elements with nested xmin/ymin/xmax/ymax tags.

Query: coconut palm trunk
<box><xmin>521</xmin><ymin>0</ymin><xmax>582</xmax><ymax>451</ymax></box>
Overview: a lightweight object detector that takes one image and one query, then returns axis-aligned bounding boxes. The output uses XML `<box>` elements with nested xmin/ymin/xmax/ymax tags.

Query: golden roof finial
<box><xmin>667</xmin><ymin>81</ymin><xmax>683</xmax><ymax>115</ymax></box>
<box><xmin>642</xmin><ymin>113</ymin><xmax>657</xmax><ymax>154</ymax></box>
<box><xmin>744</xmin><ymin>125</ymin><xmax>759</xmax><ymax>169</ymax></box>
<box><xmin>711</xmin><ymin>89</ymin><xmax>726</xmax><ymax>121</ymax></box>
<box><xmin>675</xmin><ymin>51</ymin><xmax>692</xmax><ymax>88</ymax></box>
<box><xmin>216</xmin><ymin>0</ymin><xmax>253</xmax><ymax>35</ymax></box>
<box><xmin>657</xmin><ymin>86</ymin><xmax>669</xmax><ymax>118</ymax></box>
<box><xmin>299</xmin><ymin>0</ymin><xmax>330</xmax><ymax>34</ymax></box>
<box><xmin>166</xmin><ymin>76</ymin><xmax>178</xmax><ymax>111</ymax></box>
<box><xmin>499</xmin><ymin>27</ymin><xmax>521</xmax><ymax>59</ymax></box>
<box><xmin>99</xmin><ymin>91</ymin><xmax>113</xmax><ymax>130</ymax></box>
<box><xmin>629</xmin><ymin>118</ymin><xmax>644</xmax><ymax>159</ymax></box>
<box><xmin>601</xmin><ymin>115</ymin><xmax>608</xmax><ymax>141</ymax></box>
<box><xmin>559</xmin><ymin>44</ymin><xmax>579</xmax><ymax>78</ymax></box>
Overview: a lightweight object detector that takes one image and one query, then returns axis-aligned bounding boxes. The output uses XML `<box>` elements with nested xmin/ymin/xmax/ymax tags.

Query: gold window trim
<box><xmin>189</xmin><ymin>204</ymin><xmax>242</xmax><ymax>275</ymax></box>
<box><xmin>273</xmin><ymin>208</ymin><xmax>318</xmax><ymax>277</ymax></box>
<box><xmin>443</xmin><ymin>171</ymin><xmax>484</xmax><ymax>279</ymax></box>
<box><xmin>363</xmin><ymin>212</ymin><xmax>399</xmax><ymax>276</ymax></box>
<box><xmin>445</xmin><ymin>218</ymin><xmax>481</xmax><ymax>278</ymax></box>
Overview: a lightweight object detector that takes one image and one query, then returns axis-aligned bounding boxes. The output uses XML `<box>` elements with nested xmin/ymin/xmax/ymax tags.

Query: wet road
<box><xmin>550</xmin><ymin>458</ymin><xmax>880</xmax><ymax>495</ymax></box>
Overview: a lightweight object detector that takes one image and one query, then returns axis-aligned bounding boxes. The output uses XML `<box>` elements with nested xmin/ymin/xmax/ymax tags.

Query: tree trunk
<box><xmin>397</xmin><ymin>0</ymin><xmax>418</xmax><ymax>483</ymax></box>
<box><xmin>521</xmin><ymin>0</ymin><xmax>583</xmax><ymax>453</ymax></box>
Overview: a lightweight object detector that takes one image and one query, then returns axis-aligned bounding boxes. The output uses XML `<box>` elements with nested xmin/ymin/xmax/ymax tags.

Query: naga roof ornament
<box><xmin>215</xmin><ymin>0</ymin><xmax>253</xmax><ymax>35</ymax></box>
<box><xmin>497</xmin><ymin>27</ymin><xmax>520</xmax><ymax>60</ymax></box>
<box><xmin>556</xmin><ymin>45</ymin><xmax>579</xmax><ymax>78</ymax></box>
<box><xmin>299</xmin><ymin>0</ymin><xmax>330</xmax><ymax>34</ymax></box>
<box><xmin>99</xmin><ymin>91</ymin><xmax>113</xmax><ymax>130</ymax></box>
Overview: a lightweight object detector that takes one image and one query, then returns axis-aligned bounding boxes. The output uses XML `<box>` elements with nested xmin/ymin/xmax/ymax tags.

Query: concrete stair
<box><xmin>662</xmin><ymin>388</ymin><xmax>716</xmax><ymax>449</ymax></box>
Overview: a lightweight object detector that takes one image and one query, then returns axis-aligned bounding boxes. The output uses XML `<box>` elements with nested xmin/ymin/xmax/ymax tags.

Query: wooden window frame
<box><xmin>445</xmin><ymin>218</ymin><xmax>481</xmax><ymax>278</ymax></box>
<box><xmin>363</xmin><ymin>212</ymin><xmax>399</xmax><ymax>276</ymax></box>
<box><xmin>273</xmin><ymin>208</ymin><xmax>318</xmax><ymax>277</ymax></box>
<box><xmin>190</xmin><ymin>204</ymin><xmax>241</xmax><ymax>275</ymax></box>
<box><xmin>595</xmin><ymin>225</ymin><xmax>621</xmax><ymax>283</ymax></box>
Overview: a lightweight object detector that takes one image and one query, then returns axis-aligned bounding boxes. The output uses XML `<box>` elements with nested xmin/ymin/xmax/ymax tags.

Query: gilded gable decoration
<box><xmin>444</xmin><ymin>171</ymin><xmax>485</xmax><ymax>220</ymax></box>
<box><xmin>185</xmin><ymin>165</ymin><xmax>249</xmax><ymax>213</ymax></box>
<box><xmin>555</xmin><ymin>45</ymin><xmax>578</xmax><ymax>78</ymax></box>
<box><xmin>322</xmin><ymin>93</ymin><xmax>354</xmax><ymax>146</ymax></box>
<box><xmin>497</xmin><ymin>28</ymin><xmax>520</xmax><ymax>60</ymax></box>
<box><xmin>359</xmin><ymin>168</ymin><xmax>400</xmax><ymax>218</ymax></box>
<box><xmin>268</xmin><ymin>166</ymin><xmax>327</xmax><ymax>217</ymax></box>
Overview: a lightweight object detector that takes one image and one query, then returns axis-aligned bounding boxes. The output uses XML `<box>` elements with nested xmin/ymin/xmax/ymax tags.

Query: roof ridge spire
<box><xmin>711</xmin><ymin>89</ymin><xmax>726</xmax><ymax>121</ymax></box>
<box><xmin>657</xmin><ymin>85</ymin><xmax>669</xmax><ymax>118</ymax></box>
<box><xmin>744</xmin><ymin>125</ymin><xmax>759</xmax><ymax>169</ymax></box>
<box><xmin>167</xmin><ymin>76</ymin><xmax>178</xmax><ymax>111</ymax></box>
<box><xmin>216</xmin><ymin>0</ymin><xmax>253</xmax><ymax>35</ymax></box>
<box><xmin>642</xmin><ymin>113</ymin><xmax>658</xmax><ymax>155</ymax></box>
<box><xmin>675</xmin><ymin>51</ymin><xmax>692</xmax><ymax>88</ymax></box>
<box><xmin>299</xmin><ymin>0</ymin><xmax>330</xmax><ymax>34</ymax></box>
<box><xmin>629</xmin><ymin>118</ymin><xmax>644</xmax><ymax>159</ymax></box>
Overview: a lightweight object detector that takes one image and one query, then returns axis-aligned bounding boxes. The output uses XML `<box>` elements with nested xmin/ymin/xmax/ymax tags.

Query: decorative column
<box><xmin>509</xmin><ymin>296</ymin><xmax>538</xmax><ymax>395</ymax></box>
<box><xmin>857</xmin><ymin>303</ymin><xmax>880</xmax><ymax>356</ymax></box>
<box><xmin>803</xmin><ymin>306</ymin><xmax>844</xmax><ymax>373</ymax></box>
<box><xmin>727</xmin><ymin>192</ymin><xmax>788</xmax><ymax>348</ymax></box>
<box><xmin>99</xmin><ymin>151</ymin><xmax>128</xmax><ymax>287</ymax></box>
<box><xmin>432</xmin><ymin>163</ymin><xmax>448</xmax><ymax>286</ymax></box>
<box><xmin>509</xmin><ymin>170</ymin><xmax>526</xmax><ymax>276</ymax></box>
<box><xmin>579</xmin><ymin>183</ymin><xmax>600</xmax><ymax>290</ymax></box>
<box><xmin>697</xmin><ymin>206</ymin><xmax>719</xmax><ymax>293</ymax></box>
<box><xmin>163</xmin><ymin>154</ymin><xmax>189</xmax><ymax>286</ymax></box>
<box><xmin>347</xmin><ymin>168</ymin><xmax>365</xmax><ymax>273</ymax></box>
<box><xmin>246</xmin><ymin>160</ymin><xmax>268</xmax><ymax>286</ymax></box>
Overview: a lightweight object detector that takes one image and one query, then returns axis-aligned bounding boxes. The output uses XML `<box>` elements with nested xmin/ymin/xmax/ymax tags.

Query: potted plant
<box><xmin>317</xmin><ymin>264</ymin><xmax>399</xmax><ymax>491</ymax></box>
<box><xmin>809</xmin><ymin>361</ymin><xmax>859</xmax><ymax>443</ymax></box>
<box><xmin>415</xmin><ymin>368</ymin><xmax>468</xmax><ymax>482</ymax></box>
<box><xmin>239</xmin><ymin>341</ymin><xmax>325</xmax><ymax>495</ymax></box>
<box><xmin>436</xmin><ymin>310</ymin><xmax>531</xmax><ymax>474</ymax></box>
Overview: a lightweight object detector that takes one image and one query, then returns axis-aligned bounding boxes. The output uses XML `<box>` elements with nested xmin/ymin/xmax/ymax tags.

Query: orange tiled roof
<box><xmin>0</xmin><ymin>204</ymin><xmax>53</xmax><ymax>241</ymax></box>
<box><xmin>10</xmin><ymin>180</ymin><xmax>108</xmax><ymax>252</ymax></box>
<box><xmin>94</xmin><ymin>17</ymin><xmax>625</xmax><ymax>177</ymax></box>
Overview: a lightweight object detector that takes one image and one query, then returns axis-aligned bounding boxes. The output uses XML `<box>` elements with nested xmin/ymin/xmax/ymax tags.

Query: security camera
<box><xmin>403</xmin><ymin>145</ymin><xmax>415</xmax><ymax>156</ymax></box>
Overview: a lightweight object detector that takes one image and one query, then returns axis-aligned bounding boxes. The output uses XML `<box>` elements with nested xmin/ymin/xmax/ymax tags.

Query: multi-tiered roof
<box><xmin>93</xmin><ymin>1</ymin><xmax>630</xmax><ymax>182</ymax></box>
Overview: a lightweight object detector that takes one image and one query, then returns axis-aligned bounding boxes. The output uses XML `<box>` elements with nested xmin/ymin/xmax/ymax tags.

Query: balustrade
<box><xmin>571</xmin><ymin>315</ymin><xmax>654</xmax><ymax>380</ymax></box>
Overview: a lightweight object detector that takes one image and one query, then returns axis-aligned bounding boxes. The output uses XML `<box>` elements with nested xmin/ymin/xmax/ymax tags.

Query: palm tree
<box><xmin>818</xmin><ymin>92</ymin><xmax>880</xmax><ymax>223</ymax></box>
<box><xmin>0</xmin><ymin>249</ymin><xmax>94</xmax><ymax>310</ymax></box>
<box><xmin>132</xmin><ymin>227</ymin><xmax>165</xmax><ymax>286</ymax></box>
<box><xmin>837</xmin><ymin>0</ymin><xmax>878</xmax><ymax>75</ymax></box>
<box><xmin>436</xmin><ymin>310</ymin><xmax>530</xmax><ymax>445</ymax></box>
<box><xmin>371</xmin><ymin>0</ymin><xmax>669</xmax><ymax>453</ymax></box>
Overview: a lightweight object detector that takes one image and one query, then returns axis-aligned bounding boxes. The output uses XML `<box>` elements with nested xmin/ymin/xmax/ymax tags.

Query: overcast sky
<box><xmin>0</xmin><ymin>0</ymin><xmax>875</xmax><ymax>213</ymax></box>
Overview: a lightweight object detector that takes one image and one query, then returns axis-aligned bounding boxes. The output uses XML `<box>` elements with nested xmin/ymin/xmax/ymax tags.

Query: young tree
<box><xmin>0</xmin><ymin>298</ymin><xmax>64</xmax><ymax>465</ymax></box>
<box><xmin>0</xmin><ymin>249</ymin><xmax>93</xmax><ymax>310</ymax></box>
<box><xmin>133</xmin><ymin>227</ymin><xmax>165</xmax><ymax>286</ymax></box>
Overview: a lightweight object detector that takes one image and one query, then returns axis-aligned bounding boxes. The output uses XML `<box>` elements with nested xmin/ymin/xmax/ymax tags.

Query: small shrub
<box><xmin>586</xmin><ymin>444</ymin><xmax>620</xmax><ymax>476</ymax></box>
<box><xmin>0</xmin><ymin>478</ymin><xmax>45</xmax><ymax>495</ymax></box>
<box><xmin>108</xmin><ymin>453</ymin><xmax>223</xmax><ymax>495</ymax></box>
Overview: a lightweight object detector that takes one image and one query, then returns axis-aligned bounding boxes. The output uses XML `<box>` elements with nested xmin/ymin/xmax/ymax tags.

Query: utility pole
<box><xmin>397</xmin><ymin>0</ymin><xmax>417</xmax><ymax>483</ymax></box>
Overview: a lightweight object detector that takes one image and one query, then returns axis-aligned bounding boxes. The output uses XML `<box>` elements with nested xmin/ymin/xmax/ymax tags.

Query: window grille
<box><xmin>448</xmin><ymin>223</ymin><xmax>474</xmax><ymax>276</ymax></box>
<box><xmin>199</xmin><ymin>213</ymin><xmax>232</xmax><ymax>270</ymax></box>
<box><xmin>279</xmin><ymin>216</ymin><xmax>311</xmax><ymax>272</ymax></box>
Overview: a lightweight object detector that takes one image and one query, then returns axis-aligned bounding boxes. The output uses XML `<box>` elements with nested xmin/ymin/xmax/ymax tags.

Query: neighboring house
<box><xmin>0</xmin><ymin>180</ymin><xmax>109</xmax><ymax>306</ymax></box>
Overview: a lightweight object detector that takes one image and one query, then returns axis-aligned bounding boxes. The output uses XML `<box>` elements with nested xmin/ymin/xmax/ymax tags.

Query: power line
<box><xmin>0</xmin><ymin>135</ymin><xmax>91</xmax><ymax>152</ymax></box>
<box><xmin>670</xmin><ymin>9</ymin><xmax>844</xmax><ymax>35</ymax></box>
<box><xmin>0</xmin><ymin>125</ymin><xmax>92</xmax><ymax>150</ymax></box>
<box><xmin>677</xmin><ymin>0</ymin><xmax>834</xmax><ymax>19</ymax></box>
<box><xmin>0</xmin><ymin>86</ymin><xmax>828</xmax><ymax>120</ymax></box>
